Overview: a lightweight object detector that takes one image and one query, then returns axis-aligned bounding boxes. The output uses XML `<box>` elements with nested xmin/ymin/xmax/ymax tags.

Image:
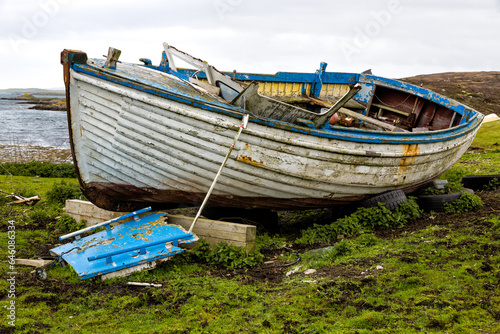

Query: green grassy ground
<box><xmin>1</xmin><ymin>121</ymin><xmax>499</xmax><ymax>333</ymax></box>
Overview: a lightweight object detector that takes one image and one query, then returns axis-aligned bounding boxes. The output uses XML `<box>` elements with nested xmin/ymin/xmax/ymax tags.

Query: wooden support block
<box><xmin>64</xmin><ymin>200</ymin><xmax>256</xmax><ymax>252</ymax></box>
<box><xmin>65</xmin><ymin>200</ymin><xmax>121</xmax><ymax>225</ymax></box>
<box><xmin>166</xmin><ymin>215</ymin><xmax>256</xmax><ymax>252</ymax></box>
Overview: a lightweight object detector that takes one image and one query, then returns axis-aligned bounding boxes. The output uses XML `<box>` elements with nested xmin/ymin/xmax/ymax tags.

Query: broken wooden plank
<box><xmin>15</xmin><ymin>259</ymin><xmax>53</xmax><ymax>268</ymax></box>
<box><xmin>338</xmin><ymin>107</ymin><xmax>408</xmax><ymax>132</ymax></box>
<box><xmin>189</xmin><ymin>77</ymin><xmax>221</xmax><ymax>96</ymax></box>
<box><xmin>7</xmin><ymin>195</ymin><xmax>40</xmax><ymax>205</ymax></box>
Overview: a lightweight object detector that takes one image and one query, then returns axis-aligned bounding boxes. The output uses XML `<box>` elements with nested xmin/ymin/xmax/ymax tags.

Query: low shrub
<box><xmin>355</xmin><ymin>233</ymin><xmax>379</xmax><ymax>247</ymax></box>
<box><xmin>0</xmin><ymin>161</ymin><xmax>76</xmax><ymax>178</ymax></box>
<box><xmin>484</xmin><ymin>178</ymin><xmax>500</xmax><ymax>191</ymax></box>
<box><xmin>46</xmin><ymin>181</ymin><xmax>84</xmax><ymax>205</ymax></box>
<box><xmin>487</xmin><ymin>215</ymin><xmax>500</xmax><ymax>230</ymax></box>
<box><xmin>48</xmin><ymin>214</ymin><xmax>85</xmax><ymax>233</ymax></box>
<box><xmin>298</xmin><ymin>197</ymin><xmax>422</xmax><ymax>244</ymax></box>
<box><xmin>422</xmin><ymin>182</ymin><xmax>463</xmax><ymax>195</ymax></box>
<box><xmin>193</xmin><ymin>240</ymin><xmax>264</xmax><ymax>270</ymax></box>
<box><xmin>26</xmin><ymin>204</ymin><xmax>62</xmax><ymax>227</ymax></box>
<box><xmin>443</xmin><ymin>192</ymin><xmax>483</xmax><ymax>214</ymax></box>
<box><xmin>325</xmin><ymin>239</ymin><xmax>355</xmax><ymax>261</ymax></box>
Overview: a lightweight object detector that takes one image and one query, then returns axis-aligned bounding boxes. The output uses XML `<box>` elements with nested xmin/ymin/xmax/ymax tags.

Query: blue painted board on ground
<box><xmin>50</xmin><ymin>212</ymin><xmax>197</xmax><ymax>279</ymax></box>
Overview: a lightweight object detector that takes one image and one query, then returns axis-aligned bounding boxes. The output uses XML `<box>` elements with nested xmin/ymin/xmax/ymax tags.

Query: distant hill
<box><xmin>402</xmin><ymin>72</ymin><xmax>500</xmax><ymax>116</ymax></box>
<box><xmin>0</xmin><ymin>88</ymin><xmax>65</xmax><ymax>95</ymax></box>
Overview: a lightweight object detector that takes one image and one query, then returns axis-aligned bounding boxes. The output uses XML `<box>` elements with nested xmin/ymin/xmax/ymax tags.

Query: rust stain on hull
<box><xmin>236</xmin><ymin>154</ymin><xmax>265</xmax><ymax>167</ymax></box>
<box><xmin>398</xmin><ymin>143</ymin><xmax>419</xmax><ymax>176</ymax></box>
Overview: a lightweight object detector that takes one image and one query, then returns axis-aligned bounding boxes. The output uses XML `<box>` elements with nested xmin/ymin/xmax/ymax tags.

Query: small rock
<box><xmin>376</xmin><ymin>265</ymin><xmax>384</xmax><ymax>270</ymax></box>
<box><xmin>286</xmin><ymin>265</ymin><xmax>302</xmax><ymax>277</ymax></box>
<box><xmin>304</xmin><ymin>269</ymin><xmax>316</xmax><ymax>275</ymax></box>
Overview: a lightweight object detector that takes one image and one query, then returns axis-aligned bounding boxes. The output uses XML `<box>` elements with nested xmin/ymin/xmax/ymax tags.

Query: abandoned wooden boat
<box><xmin>60</xmin><ymin>44</ymin><xmax>484</xmax><ymax>212</ymax></box>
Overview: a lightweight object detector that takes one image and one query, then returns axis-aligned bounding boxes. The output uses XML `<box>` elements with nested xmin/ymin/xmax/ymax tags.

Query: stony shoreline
<box><xmin>2</xmin><ymin>93</ymin><xmax>66</xmax><ymax>111</ymax></box>
<box><xmin>0</xmin><ymin>93</ymin><xmax>70</xmax><ymax>164</ymax></box>
<box><xmin>0</xmin><ymin>144</ymin><xmax>72</xmax><ymax>164</ymax></box>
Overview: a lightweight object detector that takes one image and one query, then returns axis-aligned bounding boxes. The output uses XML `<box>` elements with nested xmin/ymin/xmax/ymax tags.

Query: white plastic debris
<box><xmin>286</xmin><ymin>265</ymin><xmax>302</xmax><ymax>277</ymax></box>
<box><xmin>304</xmin><ymin>269</ymin><xmax>317</xmax><ymax>275</ymax></box>
<box><xmin>483</xmin><ymin>113</ymin><xmax>499</xmax><ymax>123</ymax></box>
<box><xmin>127</xmin><ymin>282</ymin><xmax>162</xmax><ymax>287</ymax></box>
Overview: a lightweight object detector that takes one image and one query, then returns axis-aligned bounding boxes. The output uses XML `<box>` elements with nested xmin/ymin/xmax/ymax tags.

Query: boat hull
<box><xmin>61</xmin><ymin>50</ymin><xmax>482</xmax><ymax>211</ymax></box>
<box><xmin>65</xmin><ymin>67</ymin><xmax>481</xmax><ymax>211</ymax></box>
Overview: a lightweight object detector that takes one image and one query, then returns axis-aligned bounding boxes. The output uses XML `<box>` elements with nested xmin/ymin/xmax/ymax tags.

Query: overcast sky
<box><xmin>0</xmin><ymin>0</ymin><xmax>499</xmax><ymax>89</ymax></box>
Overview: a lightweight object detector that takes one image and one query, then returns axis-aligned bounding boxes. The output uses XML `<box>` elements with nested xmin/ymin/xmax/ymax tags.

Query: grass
<box><xmin>439</xmin><ymin>121</ymin><xmax>500</xmax><ymax>184</ymax></box>
<box><xmin>10</xmin><ymin>220</ymin><xmax>498</xmax><ymax>333</ymax></box>
<box><xmin>0</xmin><ymin>174</ymin><xmax>79</xmax><ymax>199</ymax></box>
<box><xmin>0</xmin><ymin>122</ymin><xmax>499</xmax><ymax>333</ymax></box>
<box><xmin>470</xmin><ymin>120</ymin><xmax>500</xmax><ymax>151</ymax></box>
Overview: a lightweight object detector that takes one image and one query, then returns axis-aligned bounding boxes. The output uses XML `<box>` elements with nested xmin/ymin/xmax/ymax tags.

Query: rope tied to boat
<box><xmin>188</xmin><ymin>114</ymin><xmax>250</xmax><ymax>233</ymax></box>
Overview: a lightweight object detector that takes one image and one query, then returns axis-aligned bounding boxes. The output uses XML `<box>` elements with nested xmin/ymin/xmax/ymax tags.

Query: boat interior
<box><xmin>149</xmin><ymin>44</ymin><xmax>464</xmax><ymax>133</ymax></box>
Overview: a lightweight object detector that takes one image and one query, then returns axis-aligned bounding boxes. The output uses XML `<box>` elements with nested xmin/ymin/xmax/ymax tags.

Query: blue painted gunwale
<box><xmin>70</xmin><ymin>60</ymin><xmax>483</xmax><ymax>145</ymax></box>
<box><xmin>178</xmin><ymin>68</ymin><xmax>471</xmax><ymax>118</ymax></box>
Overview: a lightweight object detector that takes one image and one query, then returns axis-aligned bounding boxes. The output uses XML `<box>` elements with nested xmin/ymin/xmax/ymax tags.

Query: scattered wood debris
<box><xmin>127</xmin><ymin>282</ymin><xmax>163</xmax><ymax>287</ymax></box>
<box><xmin>1</xmin><ymin>189</ymin><xmax>41</xmax><ymax>205</ymax></box>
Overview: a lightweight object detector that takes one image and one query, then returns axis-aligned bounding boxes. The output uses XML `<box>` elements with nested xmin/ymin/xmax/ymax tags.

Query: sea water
<box><xmin>0</xmin><ymin>93</ymin><xmax>70</xmax><ymax>148</ymax></box>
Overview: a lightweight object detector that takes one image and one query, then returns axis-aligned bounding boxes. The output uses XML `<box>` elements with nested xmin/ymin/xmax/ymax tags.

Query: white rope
<box><xmin>188</xmin><ymin>114</ymin><xmax>250</xmax><ymax>233</ymax></box>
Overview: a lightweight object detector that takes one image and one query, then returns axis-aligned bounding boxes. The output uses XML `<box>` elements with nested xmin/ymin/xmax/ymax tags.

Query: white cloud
<box><xmin>0</xmin><ymin>0</ymin><xmax>499</xmax><ymax>88</ymax></box>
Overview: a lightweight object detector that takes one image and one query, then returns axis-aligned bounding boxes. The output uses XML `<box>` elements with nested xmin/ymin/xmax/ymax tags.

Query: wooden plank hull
<box><xmin>62</xmin><ymin>50</ymin><xmax>483</xmax><ymax>212</ymax></box>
